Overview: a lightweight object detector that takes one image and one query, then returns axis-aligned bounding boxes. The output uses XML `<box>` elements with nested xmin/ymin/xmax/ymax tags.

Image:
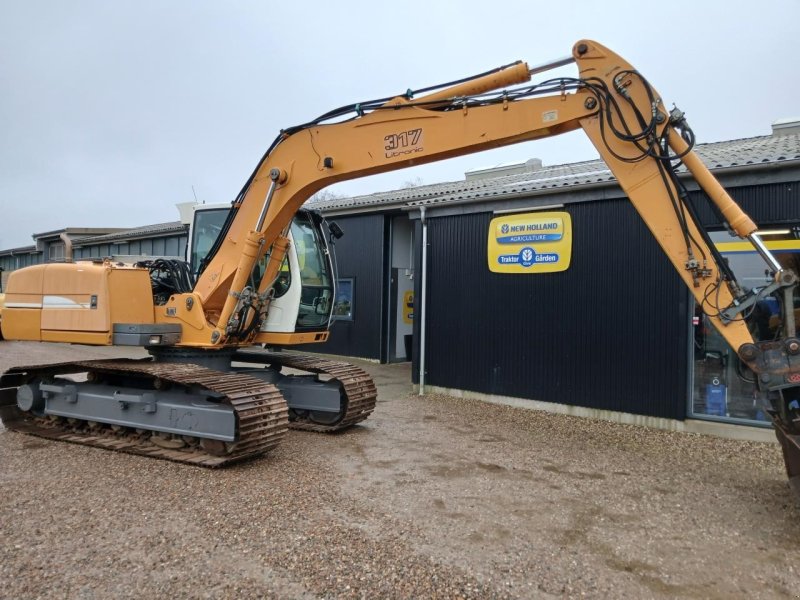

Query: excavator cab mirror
<box><xmin>328</xmin><ymin>221</ymin><xmax>344</xmax><ymax>241</ymax></box>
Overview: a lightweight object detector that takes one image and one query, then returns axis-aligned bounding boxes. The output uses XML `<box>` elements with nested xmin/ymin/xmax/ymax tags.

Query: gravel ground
<box><xmin>1</xmin><ymin>341</ymin><xmax>799</xmax><ymax>599</ymax></box>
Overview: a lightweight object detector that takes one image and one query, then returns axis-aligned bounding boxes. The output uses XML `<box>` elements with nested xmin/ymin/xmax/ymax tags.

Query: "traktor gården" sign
<box><xmin>486</xmin><ymin>211</ymin><xmax>572</xmax><ymax>274</ymax></box>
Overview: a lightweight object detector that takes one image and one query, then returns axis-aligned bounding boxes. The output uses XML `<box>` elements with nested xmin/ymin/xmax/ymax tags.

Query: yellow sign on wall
<box><xmin>487</xmin><ymin>211</ymin><xmax>572</xmax><ymax>274</ymax></box>
<box><xmin>403</xmin><ymin>290</ymin><xmax>414</xmax><ymax>324</ymax></box>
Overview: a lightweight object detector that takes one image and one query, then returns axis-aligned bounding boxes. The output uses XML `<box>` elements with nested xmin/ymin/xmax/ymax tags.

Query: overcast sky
<box><xmin>1</xmin><ymin>0</ymin><xmax>798</xmax><ymax>249</ymax></box>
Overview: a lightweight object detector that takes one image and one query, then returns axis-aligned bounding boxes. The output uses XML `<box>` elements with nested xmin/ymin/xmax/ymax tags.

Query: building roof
<box><xmin>308</xmin><ymin>132</ymin><xmax>800</xmax><ymax>214</ymax></box>
<box><xmin>71</xmin><ymin>221</ymin><xmax>187</xmax><ymax>246</ymax></box>
<box><xmin>0</xmin><ymin>244</ymin><xmax>37</xmax><ymax>257</ymax></box>
<box><xmin>30</xmin><ymin>227</ymin><xmax>126</xmax><ymax>240</ymax></box>
<box><xmin>0</xmin><ymin>223</ymin><xmax>186</xmax><ymax>256</ymax></box>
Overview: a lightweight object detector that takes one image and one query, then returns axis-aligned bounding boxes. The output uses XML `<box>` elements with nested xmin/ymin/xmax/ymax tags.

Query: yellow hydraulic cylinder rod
<box><xmin>527</xmin><ymin>55</ymin><xmax>575</xmax><ymax>77</ymax></box>
<box><xmin>669</xmin><ymin>133</ymin><xmax>757</xmax><ymax>237</ymax></box>
<box><xmin>412</xmin><ymin>61</ymin><xmax>532</xmax><ymax>105</ymax></box>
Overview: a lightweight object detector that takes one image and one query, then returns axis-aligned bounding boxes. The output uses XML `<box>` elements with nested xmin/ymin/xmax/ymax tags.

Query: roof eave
<box><xmin>401</xmin><ymin>157</ymin><xmax>800</xmax><ymax>214</ymax></box>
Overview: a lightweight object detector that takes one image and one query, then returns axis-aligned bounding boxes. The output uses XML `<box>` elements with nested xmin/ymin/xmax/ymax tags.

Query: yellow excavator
<box><xmin>1</xmin><ymin>40</ymin><xmax>799</xmax><ymax>491</ymax></box>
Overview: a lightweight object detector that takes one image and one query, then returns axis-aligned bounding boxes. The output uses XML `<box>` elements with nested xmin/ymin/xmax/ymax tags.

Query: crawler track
<box><xmin>0</xmin><ymin>359</ymin><xmax>288</xmax><ymax>466</ymax></box>
<box><xmin>235</xmin><ymin>350</ymin><xmax>377</xmax><ymax>432</ymax></box>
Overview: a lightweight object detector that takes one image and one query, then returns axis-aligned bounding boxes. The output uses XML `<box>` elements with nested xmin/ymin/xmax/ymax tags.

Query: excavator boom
<box><xmin>191</xmin><ymin>41</ymin><xmax>761</xmax><ymax>356</ymax></box>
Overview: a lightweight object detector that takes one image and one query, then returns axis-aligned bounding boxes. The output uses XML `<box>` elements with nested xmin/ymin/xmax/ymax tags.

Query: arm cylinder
<box><xmin>669</xmin><ymin>134</ymin><xmax>757</xmax><ymax>237</ymax></box>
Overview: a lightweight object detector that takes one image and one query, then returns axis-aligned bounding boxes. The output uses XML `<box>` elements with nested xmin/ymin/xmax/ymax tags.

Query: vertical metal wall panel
<box><xmin>692</xmin><ymin>181</ymin><xmax>800</xmax><ymax>227</ymax></box>
<box><xmin>424</xmin><ymin>200</ymin><xmax>688</xmax><ymax>420</ymax></box>
<box><xmin>297</xmin><ymin>213</ymin><xmax>386</xmax><ymax>360</ymax></box>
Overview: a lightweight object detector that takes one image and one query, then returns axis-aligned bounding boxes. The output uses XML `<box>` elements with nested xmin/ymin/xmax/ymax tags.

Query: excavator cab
<box><xmin>290</xmin><ymin>211</ymin><xmax>336</xmax><ymax>329</ymax></box>
<box><xmin>189</xmin><ymin>204</ymin><xmax>338</xmax><ymax>335</ymax></box>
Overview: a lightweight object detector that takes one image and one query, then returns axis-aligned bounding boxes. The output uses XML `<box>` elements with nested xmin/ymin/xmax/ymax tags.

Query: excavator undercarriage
<box><xmin>0</xmin><ymin>350</ymin><xmax>376</xmax><ymax>466</ymax></box>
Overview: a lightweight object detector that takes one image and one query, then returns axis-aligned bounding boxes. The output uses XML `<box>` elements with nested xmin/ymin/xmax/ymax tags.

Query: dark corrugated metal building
<box><xmin>310</xmin><ymin>125</ymin><xmax>800</xmax><ymax>427</ymax></box>
<box><xmin>305</xmin><ymin>214</ymin><xmax>389</xmax><ymax>361</ymax></box>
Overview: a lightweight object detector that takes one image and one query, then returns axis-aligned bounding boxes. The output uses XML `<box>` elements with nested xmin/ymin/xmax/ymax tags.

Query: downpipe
<box><xmin>418</xmin><ymin>206</ymin><xmax>428</xmax><ymax>396</ymax></box>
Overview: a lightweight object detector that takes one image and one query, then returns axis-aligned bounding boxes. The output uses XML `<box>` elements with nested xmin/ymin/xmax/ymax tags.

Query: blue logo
<box><xmin>501</xmin><ymin>223</ymin><xmax>509</xmax><ymax>234</ymax></box>
<box><xmin>519</xmin><ymin>247</ymin><xmax>535</xmax><ymax>267</ymax></box>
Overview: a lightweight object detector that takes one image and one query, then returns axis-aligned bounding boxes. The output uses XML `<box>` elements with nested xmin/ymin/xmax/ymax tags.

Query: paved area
<box><xmin>1</xmin><ymin>341</ymin><xmax>799</xmax><ymax>598</ymax></box>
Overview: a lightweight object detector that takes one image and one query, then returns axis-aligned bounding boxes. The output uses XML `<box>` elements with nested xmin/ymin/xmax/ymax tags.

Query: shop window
<box><xmin>49</xmin><ymin>242</ymin><xmax>65</xmax><ymax>262</ymax></box>
<box><xmin>691</xmin><ymin>229</ymin><xmax>800</xmax><ymax>425</ymax></box>
<box><xmin>333</xmin><ymin>278</ymin><xmax>354</xmax><ymax>321</ymax></box>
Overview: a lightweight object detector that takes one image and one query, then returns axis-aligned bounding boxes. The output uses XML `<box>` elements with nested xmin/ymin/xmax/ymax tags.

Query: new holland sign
<box><xmin>487</xmin><ymin>211</ymin><xmax>572</xmax><ymax>274</ymax></box>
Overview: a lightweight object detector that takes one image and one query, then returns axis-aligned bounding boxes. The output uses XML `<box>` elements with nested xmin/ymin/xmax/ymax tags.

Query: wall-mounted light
<box><xmin>755</xmin><ymin>229</ymin><xmax>791</xmax><ymax>236</ymax></box>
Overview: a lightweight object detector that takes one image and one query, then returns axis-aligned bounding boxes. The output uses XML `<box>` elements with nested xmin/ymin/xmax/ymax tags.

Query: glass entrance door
<box><xmin>691</xmin><ymin>228</ymin><xmax>800</xmax><ymax>425</ymax></box>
